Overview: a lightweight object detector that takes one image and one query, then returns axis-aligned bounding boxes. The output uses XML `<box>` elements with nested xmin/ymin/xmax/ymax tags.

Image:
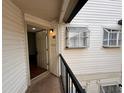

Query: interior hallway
<box><xmin>26</xmin><ymin>74</ymin><xmax>63</xmax><ymax>93</ymax></box>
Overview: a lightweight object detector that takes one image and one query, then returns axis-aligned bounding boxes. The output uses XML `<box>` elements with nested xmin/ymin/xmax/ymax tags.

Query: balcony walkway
<box><xmin>26</xmin><ymin>73</ymin><xmax>63</xmax><ymax>93</ymax></box>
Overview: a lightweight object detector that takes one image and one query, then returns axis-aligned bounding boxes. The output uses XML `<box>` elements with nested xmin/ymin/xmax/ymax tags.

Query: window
<box><xmin>103</xmin><ymin>28</ymin><xmax>121</xmax><ymax>47</ymax></box>
<box><xmin>100</xmin><ymin>84</ymin><xmax>122</xmax><ymax>93</ymax></box>
<box><xmin>66</xmin><ymin>27</ymin><xmax>89</xmax><ymax>48</ymax></box>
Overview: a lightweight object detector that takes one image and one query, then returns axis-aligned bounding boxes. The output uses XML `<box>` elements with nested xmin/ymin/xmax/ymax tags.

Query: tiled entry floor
<box><xmin>30</xmin><ymin>64</ymin><xmax>47</xmax><ymax>79</ymax></box>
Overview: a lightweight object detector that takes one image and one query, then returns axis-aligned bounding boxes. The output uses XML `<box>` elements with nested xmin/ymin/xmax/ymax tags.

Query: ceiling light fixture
<box><xmin>32</xmin><ymin>27</ymin><xmax>36</xmax><ymax>30</ymax></box>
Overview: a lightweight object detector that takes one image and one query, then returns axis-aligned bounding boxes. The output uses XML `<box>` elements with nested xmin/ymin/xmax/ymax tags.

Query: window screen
<box><xmin>100</xmin><ymin>85</ymin><xmax>121</xmax><ymax>93</ymax></box>
<box><xmin>103</xmin><ymin>28</ymin><xmax>121</xmax><ymax>47</ymax></box>
<box><xmin>66</xmin><ymin>27</ymin><xmax>89</xmax><ymax>48</ymax></box>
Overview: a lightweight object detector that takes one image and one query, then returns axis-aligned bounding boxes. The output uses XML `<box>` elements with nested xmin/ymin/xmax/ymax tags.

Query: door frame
<box><xmin>24</xmin><ymin>15</ymin><xmax>59</xmax><ymax>86</ymax></box>
<box><xmin>24</xmin><ymin>22</ymin><xmax>31</xmax><ymax>86</ymax></box>
<box><xmin>25</xmin><ymin>23</ymin><xmax>51</xmax><ymax>86</ymax></box>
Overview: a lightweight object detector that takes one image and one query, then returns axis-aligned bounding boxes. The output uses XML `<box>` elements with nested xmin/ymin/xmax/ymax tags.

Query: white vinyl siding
<box><xmin>3</xmin><ymin>0</ymin><xmax>28</xmax><ymax>93</ymax></box>
<box><xmin>59</xmin><ymin>0</ymin><xmax>122</xmax><ymax>75</ymax></box>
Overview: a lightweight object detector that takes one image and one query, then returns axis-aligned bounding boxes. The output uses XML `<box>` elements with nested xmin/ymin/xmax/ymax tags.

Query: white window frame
<box><xmin>65</xmin><ymin>27</ymin><xmax>89</xmax><ymax>48</ymax></box>
<box><xmin>100</xmin><ymin>84</ymin><xmax>121</xmax><ymax>93</ymax></box>
<box><xmin>103</xmin><ymin>28</ymin><xmax>121</xmax><ymax>48</ymax></box>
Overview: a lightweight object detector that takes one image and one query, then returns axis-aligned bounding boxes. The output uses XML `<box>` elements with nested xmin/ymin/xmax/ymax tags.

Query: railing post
<box><xmin>60</xmin><ymin>58</ymin><xmax>62</xmax><ymax>77</ymax></box>
<box><xmin>59</xmin><ymin>54</ymin><xmax>86</xmax><ymax>93</ymax></box>
<box><xmin>66</xmin><ymin>70</ymin><xmax>68</xmax><ymax>93</ymax></box>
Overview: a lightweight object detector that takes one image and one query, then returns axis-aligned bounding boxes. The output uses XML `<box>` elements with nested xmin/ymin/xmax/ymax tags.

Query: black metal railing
<box><xmin>60</xmin><ymin>54</ymin><xmax>86</xmax><ymax>93</ymax></box>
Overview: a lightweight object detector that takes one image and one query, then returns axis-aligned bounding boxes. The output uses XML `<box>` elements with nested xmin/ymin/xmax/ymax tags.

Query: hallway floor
<box><xmin>26</xmin><ymin>74</ymin><xmax>63</xmax><ymax>93</ymax></box>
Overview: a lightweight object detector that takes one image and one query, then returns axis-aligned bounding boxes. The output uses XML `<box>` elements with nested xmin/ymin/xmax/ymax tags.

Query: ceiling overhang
<box><xmin>63</xmin><ymin>0</ymin><xmax>88</xmax><ymax>23</ymax></box>
<box><xmin>11</xmin><ymin>0</ymin><xmax>63</xmax><ymax>23</ymax></box>
<box><xmin>11</xmin><ymin>0</ymin><xmax>88</xmax><ymax>24</ymax></box>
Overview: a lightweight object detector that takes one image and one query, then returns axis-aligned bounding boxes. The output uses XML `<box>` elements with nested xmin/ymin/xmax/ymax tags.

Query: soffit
<box><xmin>12</xmin><ymin>0</ymin><xmax>63</xmax><ymax>22</ymax></box>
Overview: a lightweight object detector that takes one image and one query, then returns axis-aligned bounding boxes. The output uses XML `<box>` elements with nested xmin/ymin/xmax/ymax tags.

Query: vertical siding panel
<box><xmin>3</xmin><ymin>0</ymin><xmax>28</xmax><ymax>93</ymax></box>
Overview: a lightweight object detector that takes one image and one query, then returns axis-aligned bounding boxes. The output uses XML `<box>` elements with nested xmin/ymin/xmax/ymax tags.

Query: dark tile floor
<box><xmin>30</xmin><ymin>64</ymin><xmax>47</xmax><ymax>79</ymax></box>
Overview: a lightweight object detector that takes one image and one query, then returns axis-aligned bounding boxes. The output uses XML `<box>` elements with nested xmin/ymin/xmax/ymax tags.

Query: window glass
<box><xmin>118</xmin><ymin>32</ymin><xmax>122</xmax><ymax>45</ymax></box>
<box><xmin>104</xmin><ymin>30</ymin><xmax>108</xmax><ymax>39</ymax></box>
<box><xmin>66</xmin><ymin>27</ymin><xmax>89</xmax><ymax>48</ymax></box>
<box><xmin>103</xmin><ymin>28</ymin><xmax>121</xmax><ymax>47</ymax></box>
<box><xmin>101</xmin><ymin>85</ymin><xmax>121</xmax><ymax>93</ymax></box>
<box><xmin>109</xmin><ymin>33</ymin><xmax>117</xmax><ymax>46</ymax></box>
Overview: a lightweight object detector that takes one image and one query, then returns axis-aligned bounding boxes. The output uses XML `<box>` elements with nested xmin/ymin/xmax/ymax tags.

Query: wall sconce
<box><xmin>49</xmin><ymin>29</ymin><xmax>56</xmax><ymax>39</ymax></box>
<box><xmin>50</xmin><ymin>29</ymin><xmax>53</xmax><ymax>34</ymax></box>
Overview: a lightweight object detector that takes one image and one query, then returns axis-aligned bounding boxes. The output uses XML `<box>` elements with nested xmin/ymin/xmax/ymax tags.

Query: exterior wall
<box><xmin>58</xmin><ymin>0</ymin><xmax>122</xmax><ymax>92</ymax></box>
<box><xmin>3</xmin><ymin>0</ymin><xmax>28</xmax><ymax>93</ymax></box>
<box><xmin>59</xmin><ymin>0</ymin><xmax>122</xmax><ymax>75</ymax></box>
<box><xmin>48</xmin><ymin>28</ymin><xmax>58</xmax><ymax>76</ymax></box>
<box><xmin>76</xmin><ymin>72</ymin><xmax>121</xmax><ymax>93</ymax></box>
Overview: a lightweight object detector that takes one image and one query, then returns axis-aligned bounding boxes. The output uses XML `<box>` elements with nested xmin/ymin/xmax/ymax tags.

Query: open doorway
<box><xmin>27</xmin><ymin>24</ymin><xmax>48</xmax><ymax>79</ymax></box>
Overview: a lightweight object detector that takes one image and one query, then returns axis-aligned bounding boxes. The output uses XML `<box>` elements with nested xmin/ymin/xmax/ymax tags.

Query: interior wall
<box><xmin>3</xmin><ymin>0</ymin><xmax>28</xmax><ymax>93</ymax></box>
<box><xmin>27</xmin><ymin>32</ymin><xmax>36</xmax><ymax>55</ymax></box>
<box><xmin>27</xmin><ymin>32</ymin><xmax>37</xmax><ymax>66</ymax></box>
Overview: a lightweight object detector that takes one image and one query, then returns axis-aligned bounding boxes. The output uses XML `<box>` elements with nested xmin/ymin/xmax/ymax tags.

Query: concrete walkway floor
<box><xmin>26</xmin><ymin>74</ymin><xmax>63</xmax><ymax>93</ymax></box>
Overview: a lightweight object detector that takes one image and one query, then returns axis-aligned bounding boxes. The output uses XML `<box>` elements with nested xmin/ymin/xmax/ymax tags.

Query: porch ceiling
<box><xmin>11</xmin><ymin>0</ymin><xmax>63</xmax><ymax>22</ymax></box>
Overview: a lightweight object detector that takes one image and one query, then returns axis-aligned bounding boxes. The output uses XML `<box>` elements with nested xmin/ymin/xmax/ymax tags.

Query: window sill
<box><xmin>103</xmin><ymin>45</ymin><xmax>121</xmax><ymax>48</ymax></box>
<box><xmin>65</xmin><ymin>46</ymin><xmax>87</xmax><ymax>49</ymax></box>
